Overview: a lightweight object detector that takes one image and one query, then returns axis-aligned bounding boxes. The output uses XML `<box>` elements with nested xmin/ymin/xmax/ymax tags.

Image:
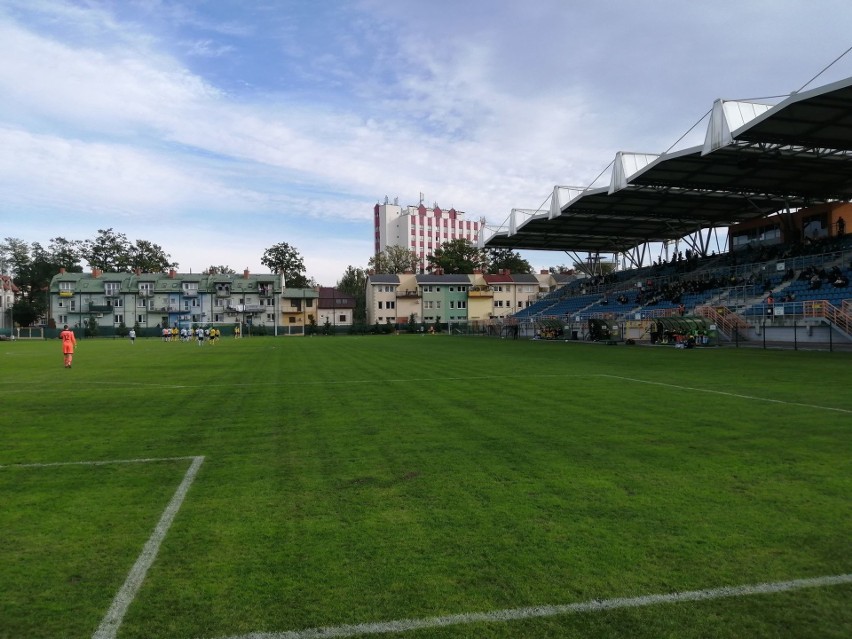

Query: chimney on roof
<box><xmin>59</xmin><ymin>267</ymin><xmax>66</xmax><ymax>275</ymax></box>
<box><xmin>243</xmin><ymin>269</ymin><xmax>250</xmax><ymax>279</ymax></box>
<box><xmin>135</xmin><ymin>268</ymin><xmax>142</xmax><ymax>276</ymax></box>
<box><xmin>540</xmin><ymin>269</ymin><xmax>549</xmax><ymax>275</ymax></box>
<box><xmin>168</xmin><ymin>269</ymin><xmax>176</xmax><ymax>278</ymax></box>
<box><xmin>92</xmin><ymin>268</ymin><xmax>102</xmax><ymax>278</ymax></box>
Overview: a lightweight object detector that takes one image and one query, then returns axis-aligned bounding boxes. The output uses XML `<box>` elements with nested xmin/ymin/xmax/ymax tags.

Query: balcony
<box><xmin>181</xmin><ymin>289</ymin><xmax>199</xmax><ymax>297</ymax></box>
<box><xmin>59</xmin><ymin>290</ymin><xmax>74</xmax><ymax>298</ymax></box>
<box><xmin>468</xmin><ymin>286</ymin><xmax>493</xmax><ymax>298</ymax></box>
<box><xmin>396</xmin><ymin>289</ymin><xmax>421</xmax><ymax>298</ymax></box>
<box><xmin>88</xmin><ymin>304</ymin><xmax>113</xmax><ymax>312</ymax></box>
<box><xmin>227</xmin><ymin>304</ymin><xmax>265</xmax><ymax>313</ymax></box>
<box><xmin>258</xmin><ymin>285</ymin><xmax>274</xmax><ymax>298</ymax></box>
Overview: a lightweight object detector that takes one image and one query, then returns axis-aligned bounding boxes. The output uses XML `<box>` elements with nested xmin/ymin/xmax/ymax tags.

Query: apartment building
<box><xmin>50</xmin><ymin>268</ymin><xmax>291</xmax><ymax>332</ymax></box>
<box><xmin>373</xmin><ymin>198</ymin><xmax>485</xmax><ymax>274</ymax></box>
<box><xmin>366</xmin><ymin>270</ymin><xmax>556</xmax><ymax>326</ymax></box>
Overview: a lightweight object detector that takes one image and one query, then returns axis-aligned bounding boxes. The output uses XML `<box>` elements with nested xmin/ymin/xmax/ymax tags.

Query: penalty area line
<box><xmin>91</xmin><ymin>455</ymin><xmax>205</xmax><ymax>639</ymax></box>
<box><xmin>209</xmin><ymin>573</ymin><xmax>852</xmax><ymax>639</ymax></box>
<box><xmin>597</xmin><ymin>374</ymin><xmax>852</xmax><ymax>414</ymax></box>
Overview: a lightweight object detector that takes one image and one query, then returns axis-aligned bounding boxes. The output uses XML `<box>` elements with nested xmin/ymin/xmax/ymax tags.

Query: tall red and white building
<box><xmin>373</xmin><ymin>197</ymin><xmax>485</xmax><ymax>273</ymax></box>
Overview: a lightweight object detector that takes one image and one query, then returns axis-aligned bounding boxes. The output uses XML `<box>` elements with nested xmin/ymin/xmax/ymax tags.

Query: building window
<box><xmin>113</xmin><ymin>298</ymin><xmax>123</xmax><ymax>308</ymax></box>
<box><xmin>450</xmin><ymin>301</ymin><xmax>455</xmax><ymax>309</ymax></box>
<box><xmin>114</xmin><ymin>314</ymin><xmax>123</xmax><ymax>324</ymax></box>
<box><xmin>137</xmin><ymin>315</ymin><xmax>144</xmax><ymax>323</ymax></box>
<box><xmin>458</xmin><ymin>300</ymin><xmax>467</xmax><ymax>309</ymax></box>
<box><xmin>387</xmin><ymin>301</ymin><xmax>395</xmax><ymax>309</ymax></box>
<box><xmin>59</xmin><ymin>282</ymin><xmax>73</xmax><ymax>292</ymax></box>
<box><xmin>289</xmin><ymin>317</ymin><xmax>296</xmax><ymax>323</ymax></box>
<box><xmin>59</xmin><ymin>314</ymin><xmax>67</xmax><ymax>324</ymax></box>
<box><xmin>378</xmin><ymin>301</ymin><xmax>383</xmax><ymax>309</ymax></box>
<box><xmin>104</xmin><ymin>282</ymin><xmax>120</xmax><ymax>296</ymax></box>
<box><xmin>339</xmin><ymin>314</ymin><xmax>346</xmax><ymax>322</ymax></box>
<box><xmin>266</xmin><ymin>314</ymin><xmax>274</xmax><ymax>322</ymax></box>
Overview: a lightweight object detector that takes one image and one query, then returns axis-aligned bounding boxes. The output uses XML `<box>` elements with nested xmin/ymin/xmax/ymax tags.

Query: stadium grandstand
<box><xmin>484</xmin><ymin>73</ymin><xmax>852</xmax><ymax>348</ymax></box>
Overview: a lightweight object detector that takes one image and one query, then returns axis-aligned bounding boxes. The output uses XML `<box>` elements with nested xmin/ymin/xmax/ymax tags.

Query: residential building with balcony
<box><xmin>366</xmin><ymin>270</ymin><xmax>560</xmax><ymax>326</ymax></box>
<box><xmin>1</xmin><ymin>274</ymin><xmax>19</xmax><ymax>334</ymax></box>
<box><xmin>49</xmin><ymin>268</ymin><xmax>288</xmax><ymax>333</ymax></box>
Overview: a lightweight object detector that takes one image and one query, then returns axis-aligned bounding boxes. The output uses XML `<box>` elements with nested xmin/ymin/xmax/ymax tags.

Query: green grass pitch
<box><xmin>1</xmin><ymin>335</ymin><xmax>850</xmax><ymax>638</ymax></box>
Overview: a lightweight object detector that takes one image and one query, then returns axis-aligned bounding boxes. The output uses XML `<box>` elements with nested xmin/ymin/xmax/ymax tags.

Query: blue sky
<box><xmin>2</xmin><ymin>0</ymin><xmax>851</xmax><ymax>284</ymax></box>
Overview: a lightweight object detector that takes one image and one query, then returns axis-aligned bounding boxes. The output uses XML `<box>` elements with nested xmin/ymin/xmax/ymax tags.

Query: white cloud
<box><xmin>2</xmin><ymin>0</ymin><xmax>852</xmax><ymax>283</ymax></box>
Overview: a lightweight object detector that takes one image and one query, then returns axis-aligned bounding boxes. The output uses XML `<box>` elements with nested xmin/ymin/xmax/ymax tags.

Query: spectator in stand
<box><xmin>810</xmin><ymin>273</ymin><xmax>822</xmax><ymax>290</ymax></box>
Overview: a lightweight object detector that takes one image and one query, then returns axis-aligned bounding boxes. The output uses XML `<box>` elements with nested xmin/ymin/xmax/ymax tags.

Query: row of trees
<box><xmin>2</xmin><ymin>230</ymin><xmax>543</xmax><ymax>329</ymax></box>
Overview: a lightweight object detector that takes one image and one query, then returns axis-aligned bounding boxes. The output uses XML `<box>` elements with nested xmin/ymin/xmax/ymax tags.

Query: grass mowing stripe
<box><xmin>1</xmin><ymin>373</ymin><xmax>594</xmax><ymax>393</ymax></box>
<box><xmin>208</xmin><ymin>574</ymin><xmax>852</xmax><ymax>639</ymax></box>
<box><xmin>92</xmin><ymin>456</ymin><xmax>205</xmax><ymax>639</ymax></box>
<box><xmin>598</xmin><ymin>374</ymin><xmax>852</xmax><ymax>413</ymax></box>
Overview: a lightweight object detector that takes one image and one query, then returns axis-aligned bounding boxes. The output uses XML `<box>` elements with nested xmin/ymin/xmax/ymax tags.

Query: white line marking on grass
<box><xmin>91</xmin><ymin>455</ymin><xmax>205</xmax><ymax>639</ymax></box>
<box><xmin>598</xmin><ymin>374</ymin><xmax>852</xmax><ymax>414</ymax></box>
<box><xmin>0</xmin><ymin>456</ymin><xmax>198</xmax><ymax>469</ymax></box>
<box><xmin>208</xmin><ymin>574</ymin><xmax>852</xmax><ymax>639</ymax></box>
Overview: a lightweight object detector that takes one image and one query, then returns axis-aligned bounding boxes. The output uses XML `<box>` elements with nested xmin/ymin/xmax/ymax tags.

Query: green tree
<box><xmin>368</xmin><ymin>246</ymin><xmax>418</xmax><ymax>274</ymax></box>
<box><xmin>0</xmin><ymin>238</ymin><xmax>31</xmax><ymax>277</ymax></box>
<box><xmin>549</xmin><ymin>265</ymin><xmax>574</xmax><ymax>274</ymax></box>
<box><xmin>261</xmin><ymin>242</ymin><xmax>309</xmax><ymax>287</ymax></box>
<box><xmin>80</xmin><ymin>228</ymin><xmax>132</xmax><ymax>272</ymax></box>
<box><xmin>1</xmin><ymin>237</ymin><xmax>79</xmax><ymax>326</ymax></box>
<box><xmin>485</xmin><ymin>248</ymin><xmax>532</xmax><ymax>274</ymax></box>
<box><xmin>427</xmin><ymin>239</ymin><xmax>486</xmax><ymax>274</ymax></box>
<box><xmin>128</xmin><ymin>239</ymin><xmax>177</xmax><ymax>273</ymax></box>
<box><xmin>77</xmin><ymin>229</ymin><xmax>177</xmax><ymax>273</ymax></box>
<box><xmin>84</xmin><ymin>315</ymin><xmax>99</xmax><ymax>337</ymax></box>
<box><xmin>336</xmin><ymin>265</ymin><xmax>367</xmax><ymax>323</ymax></box>
<box><xmin>205</xmin><ymin>265</ymin><xmax>236</xmax><ymax>275</ymax></box>
<box><xmin>47</xmin><ymin>237</ymin><xmax>84</xmax><ymax>271</ymax></box>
